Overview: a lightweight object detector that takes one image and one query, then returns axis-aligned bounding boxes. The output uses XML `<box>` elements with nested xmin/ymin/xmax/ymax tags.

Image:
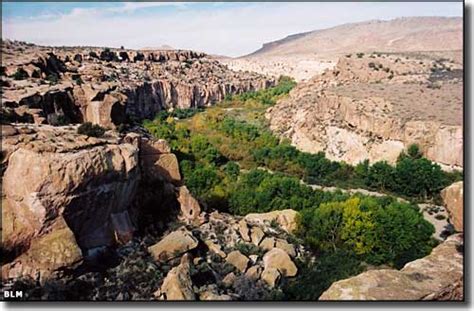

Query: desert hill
<box><xmin>246</xmin><ymin>16</ymin><xmax>462</xmax><ymax>57</ymax></box>
<box><xmin>223</xmin><ymin>17</ymin><xmax>462</xmax><ymax>81</ymax></box>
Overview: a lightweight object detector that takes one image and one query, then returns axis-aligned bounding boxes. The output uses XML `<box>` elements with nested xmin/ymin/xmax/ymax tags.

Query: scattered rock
<box><xmin>226</xmin><ymin>251</ymin><xmax>250</xmax><ymax>273</ymax></box>
<box><xmin>263</xmin><ymin>248</ymin><xmax>298</xmax><ymax>277</ymax></box>
<box><xmin>155</xmin><ymin>253</ymin><xmax>195</xmax><ymax>300</ymax></box>
<box><xmin>441</xmin><ymin>181</ymin><xmax>463</xmax><ymax>232</ymax></box>
<box><xmin>204</xmin><ymin>240</ymin><xmax>226</xmax><ymax>258</ymax></box>
<box><xmin>245</xmin><ymin>265</ymin><xmax>262</xmax><ymax>281</ymax></box>
<box><xmin>261</xmin><ymin>268</ymin><xmax>281</xmax><ymax>288</ymax></box>
<box><xmin>245</xmin><ymin>209</ymin><xmax>299</xmax><ymax>233</ymax></box>
<box><xmin>148</xmin><ymin>228</ymin><xmax>198</xmax><ymax>262</ymax></box>
<box><xmin>260</xmin><ymin>237</ymin><xmax>276</xmax><ymax>251</ymax></box>
<box><xmin>222</xmin><ymin>272</ymin><xmax>236</xmax><ymax>288</ymax></box>
<box><xmin>238</xmin><ymin>219</ymin><xmax>251</xmax><ymax>242</ymax></box>
<box><xmin>275</xmin><ymin>239</ymin><xmax>296</xmax><ymax>257</ymax></box>
<box><xmin>177</xmin><ymin>186</ymin><xmax>204</xmax><ymax>224</ymax></box>
<box><xmin>199</xmin><ymin>290</ymin><xmax>232</xmax><ymax>301</ymax></box>
<box><xmin>250</xmin><ymin>227</ymin><xmax>265</xmax><ymax>246</ymax></box>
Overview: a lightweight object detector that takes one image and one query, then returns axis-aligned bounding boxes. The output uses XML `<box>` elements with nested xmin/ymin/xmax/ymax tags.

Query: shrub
<box><xmin>283</xmin><ymin>250</ymin><xmax>362</xmax><ymax>300</ymax></box>
<box><xmin>46</xmin><ymin>73</ymin><xmax>59</xmax><ymax>84</ymax></box>
<box><xmin>406</xmin><ymin>143</ymin><xmax>423</xmax><ymax>159</ymax></box>
<box><xmin>77</xmin><ymin>122</ymin><xmax>106</xmax><ymax>137</ymax></box>
<box><xmin>13</xmin><ymin>68</ymin><xmax>28</xmax><ymax>80</ymax></box>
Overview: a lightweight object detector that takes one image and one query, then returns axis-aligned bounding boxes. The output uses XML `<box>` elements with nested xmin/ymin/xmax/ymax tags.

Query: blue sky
<box><xmin>2</xmin><ymin>2</ymin><xmax>463</xmax><ymax>56</ymax></box>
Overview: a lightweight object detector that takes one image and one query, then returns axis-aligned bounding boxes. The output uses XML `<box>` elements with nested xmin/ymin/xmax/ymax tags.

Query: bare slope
<box><xmin>223</xmin><ymin>17</ymin><xmax>462</xmax><ymax>81</ymax></box>
<box><xmin>247</xmin><ymin>17</ymin><xmax>462</xmax><ymax>57</ymax></box>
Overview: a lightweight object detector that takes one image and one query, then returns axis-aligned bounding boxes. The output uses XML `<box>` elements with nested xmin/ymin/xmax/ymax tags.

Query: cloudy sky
<box><xmin>2</xmin><ymin>2</ymin><xmax>463</xmax><ymax>57</ymax></box>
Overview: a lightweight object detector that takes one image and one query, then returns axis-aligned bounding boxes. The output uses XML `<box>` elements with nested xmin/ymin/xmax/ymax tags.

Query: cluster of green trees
<box><xmin>297</xmin><ymin>196</ymin><xmax>435</xmax><ymax>268</ymax></box>
<box><xmin>145</xmin><ymin>89</ymin><xmax>460</xmax><ymax>203</ymax></box>
<box><xmin>225</xmin><ymin>76</ymin><xmax>297</xmax><ymax>106</ymax></box>
<box><xmin>253</xmin><ymin>141</ymin><xmax>461</xmax><ymax>201</ymax></box>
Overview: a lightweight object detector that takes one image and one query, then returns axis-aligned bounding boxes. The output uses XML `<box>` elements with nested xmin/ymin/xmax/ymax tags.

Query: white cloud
<box><xmin>2</xmin><ymin>2</ymin><xmax>463</xmax><ymax>57</ymax></box>
<box><xmin>108</xmin><ymin>2</ymin><xmax>190</xmax><ymax>13</ymax></box>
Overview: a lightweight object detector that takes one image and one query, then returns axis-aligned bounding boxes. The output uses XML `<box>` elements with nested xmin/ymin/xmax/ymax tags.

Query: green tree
<box><xmin>367</xmin><ymin>161</ymin><xmax>394</xmax><ymax>191</ymax></box>
<box><xmin>224</xmin><ymin>161</ymin><xmax>240</xmax><ymax>180</ymax></box>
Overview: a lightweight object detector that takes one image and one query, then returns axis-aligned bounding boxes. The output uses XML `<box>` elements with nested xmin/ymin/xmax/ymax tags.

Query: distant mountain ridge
<box><xmin>243</xmin><ymin>16</ymin><xmax>462</xmax><ymax>58</ymax></box>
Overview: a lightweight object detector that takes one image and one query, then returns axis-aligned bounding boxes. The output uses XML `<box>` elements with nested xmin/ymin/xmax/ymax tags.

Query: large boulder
<box><xmin>148</xmin><ymin>228</ymin><xmax>199</xmax><ymax>262</ymax></box>
<box><xmin>177</xmin><ymin>186</ymin><xmax>204</xmax><ymax>224</ymax></box>
<box><xmin>245</xmin><ymin>209</ymin><xmax>299</xmax><ymax>234</ymax></box>
<box><xmin>226</xmin><ymin>251</ymin><xmax>250</xmax><ymax>273</ymax></box>
<box><xmin>262</xmin><ymin>248</ymin><xmax>297</xmax><ymax>277</ymax></box>
<box><xmin>1</xmin><ymin>125</ymin><xmax>140</xmax><ymax>254</ymax></box>
<box><xmin>139</xmin><ymin>138</ymin><xmax>181</xmax><ymax>184</ymax></box>
<box><xmin>319</xmin><ymin>234</ymin><xmax>464</xmax><ymax>300</ymax></box>
<box><xmin>154</xmin><ymin>253</ymin><xmax>195</xmax><ymax>300</ymax></box>
<box><xmin>2</xmin><ymin>218</ymin><xmax>82</xmax><ymax>282</ymax></box>
<box><xmin>441</xmin><ymin>181</ymin><xmax>463</xmax><ymax>232</ymax></box>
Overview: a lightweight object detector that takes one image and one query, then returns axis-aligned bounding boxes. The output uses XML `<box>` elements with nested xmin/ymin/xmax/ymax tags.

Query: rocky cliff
<box><xmin>266</xmin><ymin>52</ymin><xmax>463</xmax><ymax>170</ymax></box>
<box><xmin>1</xmin><ymin>40</ymin><xmax>274</xmax><ymax>128</ymax></box>
<box><xmin>0</xmin><ymin>123</ymin><xmax>186</xmax><ymax>281</ymax></box>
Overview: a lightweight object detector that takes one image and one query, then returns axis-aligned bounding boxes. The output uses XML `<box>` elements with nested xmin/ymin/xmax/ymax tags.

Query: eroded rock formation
<box><xmin>0</xmin><ymin>123</ymin><xmax>200</xmax><ymax>281</ymax></box>
<box><xmin>441</xmin><ymin>181</ymin><xmax>464</xmax><ymax>232</ymax></box>
<box><xmin>266</xmin><ymin>53</ymin><xmax>463</xmax><ymax>170</ymax></box>
<box><xmin>1</xmin><ymin>40</ymin><xmax>274</xmax><ymax>128</ymax></box>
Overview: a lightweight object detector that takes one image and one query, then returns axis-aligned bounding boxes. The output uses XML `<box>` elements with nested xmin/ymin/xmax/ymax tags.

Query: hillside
<box><xmin>222</xmin><ymin>17</ymin><xmax>462</xmax><ymax>81</ymax></box>
<box><xmin>247</xmin><ymin>16</ymin><xmax>462</xmax><ymax>57</ymax></box>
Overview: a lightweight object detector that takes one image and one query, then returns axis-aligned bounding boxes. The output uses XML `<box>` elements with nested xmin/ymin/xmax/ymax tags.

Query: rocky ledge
<box><xmin>1</xmin><ymin>40</ymin><xmax>274</xmax><ymax>128</ymax></box>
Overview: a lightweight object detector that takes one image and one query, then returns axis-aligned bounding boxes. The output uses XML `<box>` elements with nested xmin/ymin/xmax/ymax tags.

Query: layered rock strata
<box><xmin>1</xmin><ymin>40</ymin><xmax>274</xmax><ymax>128</ymax></box>
<box><xmin>266</xmin><ymin>53</ymin><xmax>463</xmax><ymax>169</ymax></box>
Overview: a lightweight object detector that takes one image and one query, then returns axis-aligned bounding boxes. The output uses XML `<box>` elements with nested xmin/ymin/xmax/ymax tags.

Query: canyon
<box><xmin>0</xmin><ymin>14</ymin><xmax>464</xmax><ymax>302</ymax></box>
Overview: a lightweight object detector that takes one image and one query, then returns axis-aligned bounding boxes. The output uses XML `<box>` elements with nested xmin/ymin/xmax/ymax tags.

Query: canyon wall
<box><xmin>1</xmin><ymin>41</ymin><xmax>274</xmax><ymax>128</ymax></box>
<box><xmin>266</xmin><ymin>52</ymin><xmax>463</xmax><ymax>170</ymax></box>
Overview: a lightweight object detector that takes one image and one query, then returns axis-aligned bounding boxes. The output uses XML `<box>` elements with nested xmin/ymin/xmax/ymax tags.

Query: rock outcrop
<box><xmin>1</xmin><ymin>218</ymin><xmax>82</xmax><ymax>282</ymax></box>
<box><xmin>319</xmin><ymin>233</ymin><xmax>463</xmax><ymax>300</ymax></box>
<box><xmin>266</xmin><ymin>53</ymin><xmax>462</xmax><ymax>170</ymax></box>
<box><xmin>1</xmin><ymin>124</ymin><xmax>139</xmax><ymax>256</ymax></box>
<box><xmin>441</xmin><ymin>181</ymin><xmax>463</xmax><ymax>232</ymax></box>
<box><xmin>0</xmin><ymin>123</ymin><xmax>202</xmax><ymax>281</ymax></box>
<box><xmin>1</xmin><ymin>40</ymin><xmax>274</xmax><ymax>128</ymax></box>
